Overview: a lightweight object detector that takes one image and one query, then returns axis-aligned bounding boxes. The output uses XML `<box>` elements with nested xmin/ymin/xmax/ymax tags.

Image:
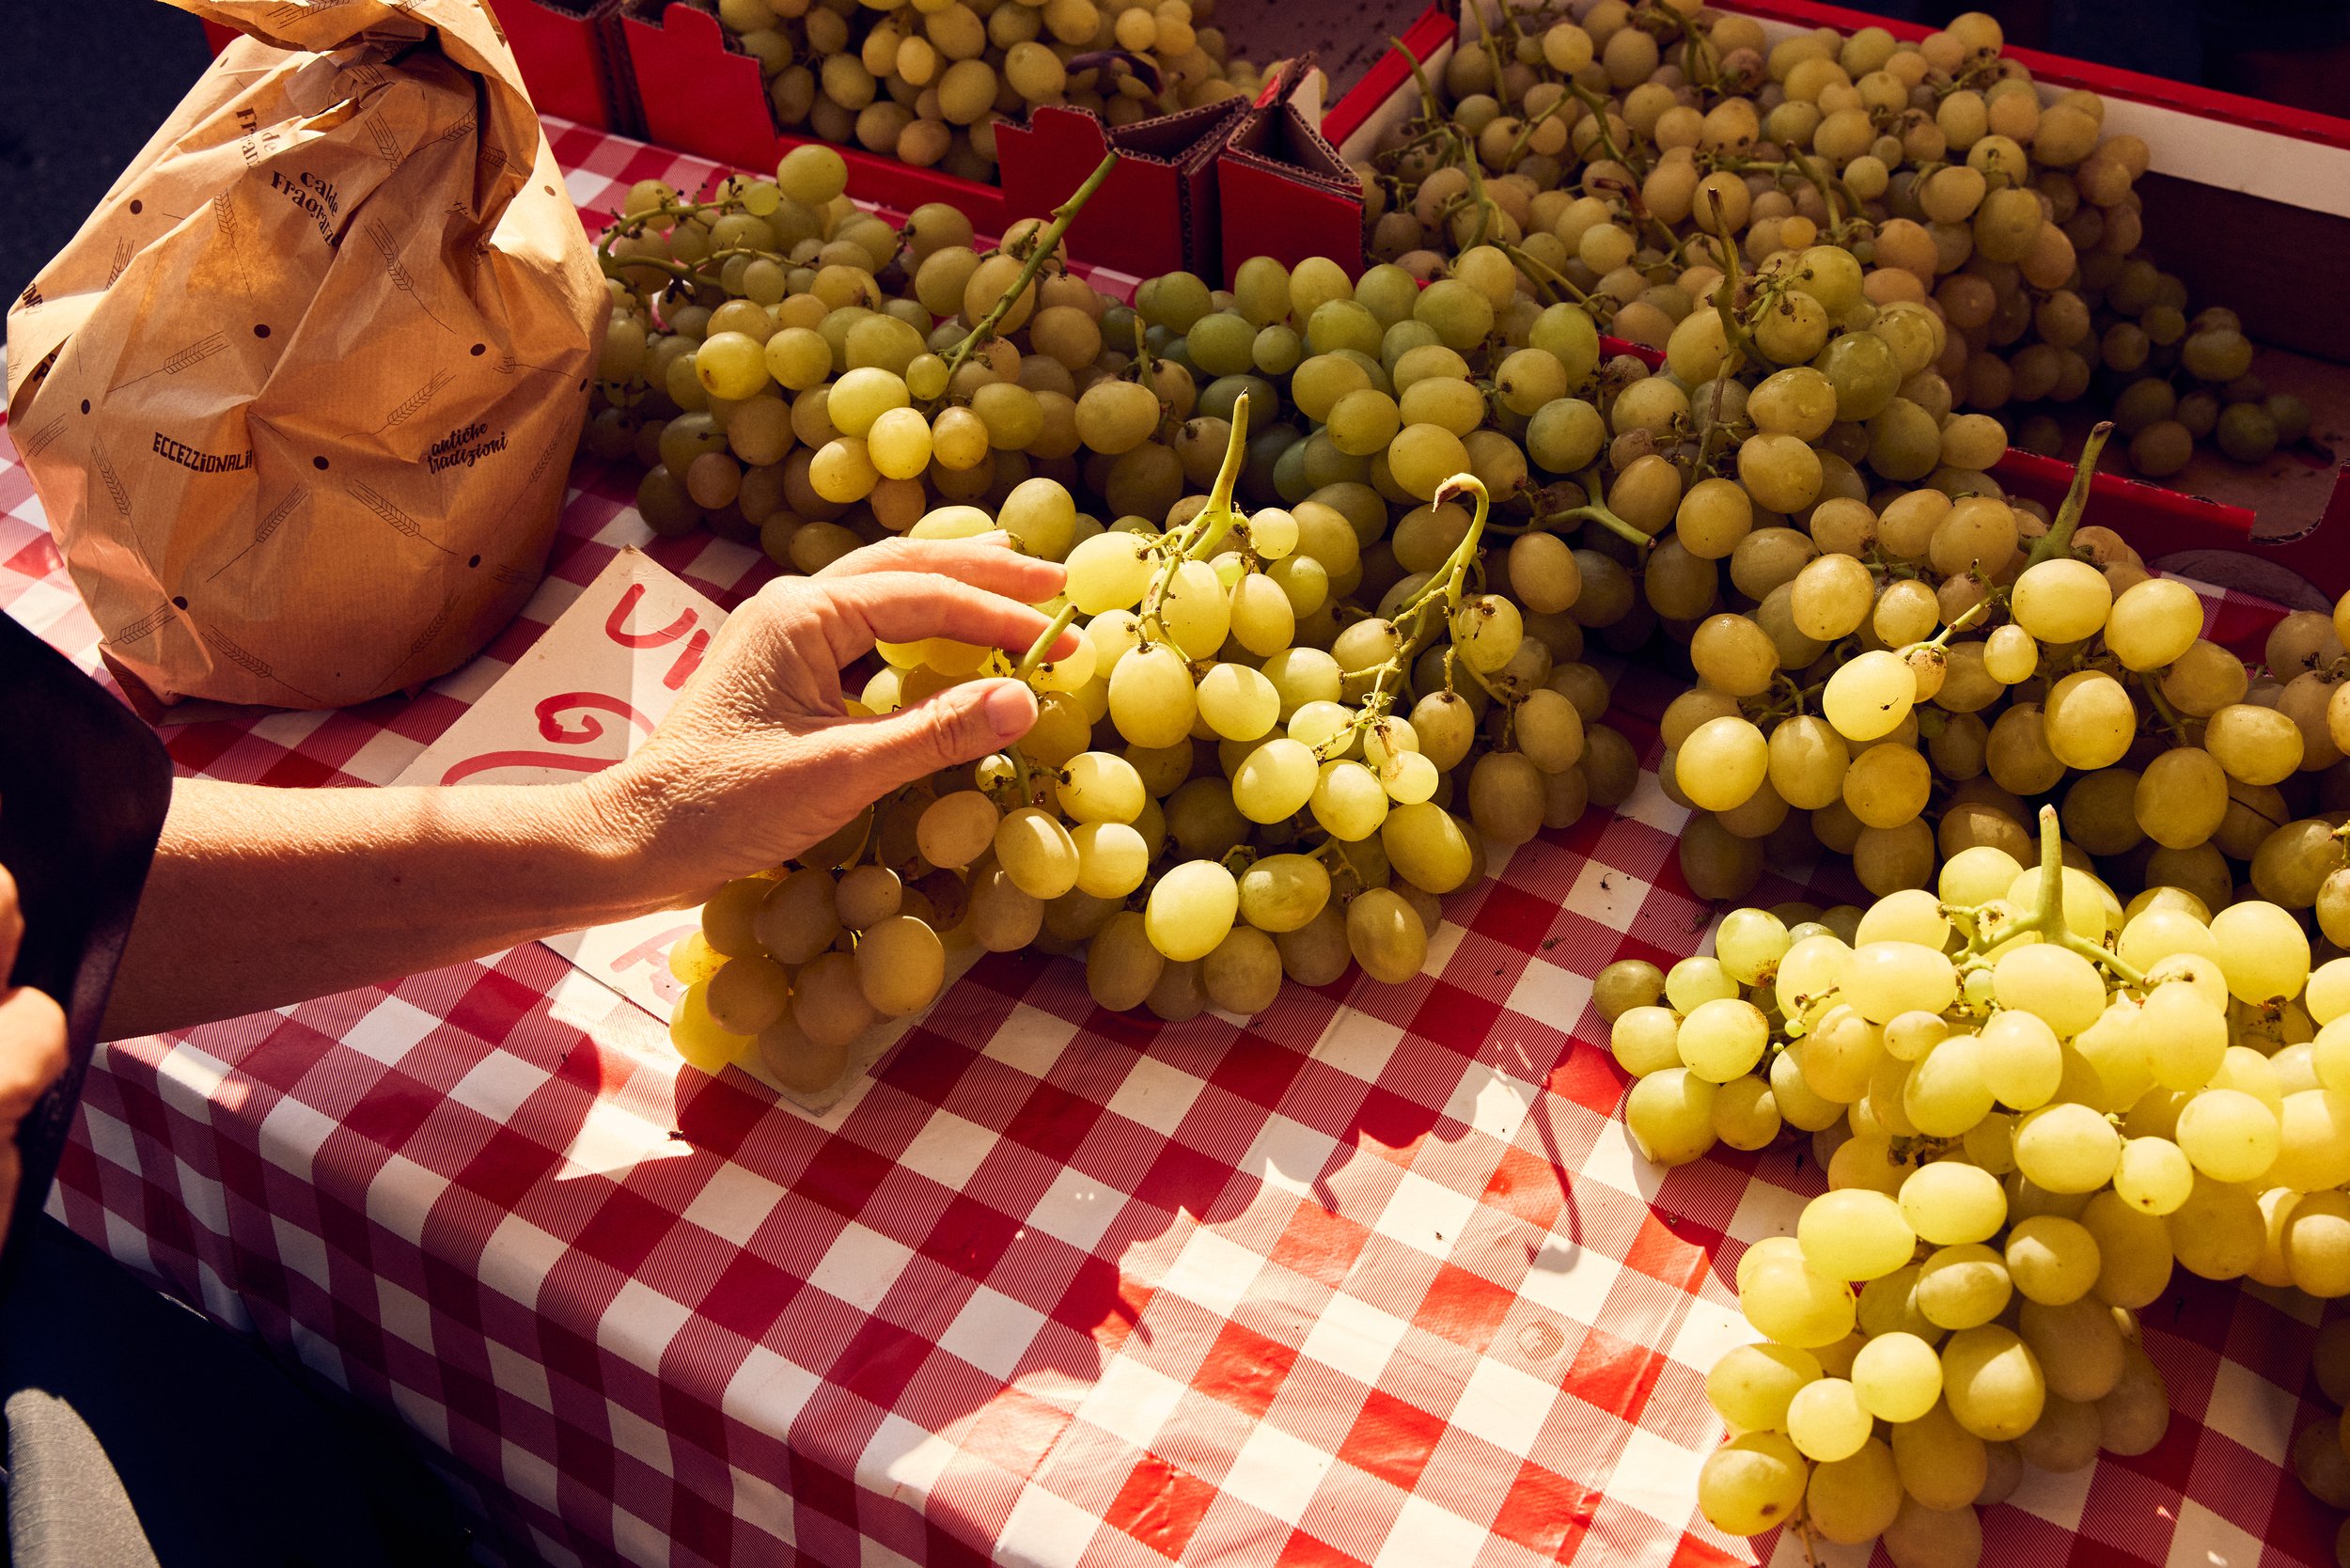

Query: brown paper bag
<box><xmin>6</xmin><ymin>0</ymin><xmax>608</xmax><ymax>714</ymax></box>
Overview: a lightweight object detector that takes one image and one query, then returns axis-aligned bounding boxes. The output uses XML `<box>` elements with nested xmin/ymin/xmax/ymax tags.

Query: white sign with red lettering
<box><xmin>393</xmin><ymin>547</ymin><xmax>718</xmax><ymax>1027</ymax></box>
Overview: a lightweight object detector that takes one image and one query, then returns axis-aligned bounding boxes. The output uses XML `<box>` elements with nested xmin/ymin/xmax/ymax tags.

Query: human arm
<box><xmin>99</xmin><ymin>537</ymin><xmax>1071</xmax><ymax>1038</ymax></box>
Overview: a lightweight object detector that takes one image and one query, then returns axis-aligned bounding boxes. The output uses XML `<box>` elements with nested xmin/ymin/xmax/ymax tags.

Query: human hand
<box><xmin>587</xmin><ymin>536</ymin><xmax>1073</xmax><ymax>904</ymax></box>
<box><xmin>0</xmin><ymin>858</ymin><xmax>70</xmax><ymax>1253</ymax></box>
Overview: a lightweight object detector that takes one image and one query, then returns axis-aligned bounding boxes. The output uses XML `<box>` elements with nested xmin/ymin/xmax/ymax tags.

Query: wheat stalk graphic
<box><xmin>376</xmin><ymin>368</ymin><xmax>453</xmax><ymax>432</ymax></box>
<box><xmin>366</xmin><ymin>113</ymin><xmax>401</xmax><ymax>165</ymax></box>
<box><xmin>345</xmin><ymin>478</ymin><xmax>454</xmax><ymax>555</ymax></box>
<box><xmin>20</xmin><ymin>416</ymin><xmax>66</xmax><ymax>461</ymax></box>
<box><xmin>208</xmin><ymin>487</ymin><xmax>308</xmax><ymax>580</ymax></box>
<box><xmin>108</xmin><ymin>600</ymin><xmax>178</xmax><ymax>647</ymax></box>
<box><xmin>91</xmin><ymin>438</ymin><xmax>131</xmax><ymax>517</ymax></box>
<box><xmin>163</xmin><ymin>333</ymin><xmax>227</xmax><ymax>375</ymax></box>
<box><xmin>363</xmin><ymin>219</ymin><xmax>456</xmax><ymax>334</ymax></box>
<box><xmin>105</xmin><ymin>235</ymin><xmax>134</xmax><ymax>287</ymax></box>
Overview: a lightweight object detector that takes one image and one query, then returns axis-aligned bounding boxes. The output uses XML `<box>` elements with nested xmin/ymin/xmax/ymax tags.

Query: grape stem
<box><xmin>2022</xmin><ymin>421</ymin><xmax>2116</xmax><ymax>570</ymax></box>
<box><xmin>942</xmin><ymin>149</ymin><xmax>1120</xmax><ymax>379</ymax></box>
<box><xmin>1138</xmin><ymin>395</ymin><xmax>1252</xmax><ymax>653</ymax></box>
<box><xmin>1015</xmin><ymin>604</ymin><xmax>1081</xmax><ymax>682</ymax></box>
<box><xmin>2134</xmin><ymin>671</ymin><xmax>2195</xmax><ymax>745</ymax></box>
<box><xmin>1952</xmin><ymin>805</ymin><xmax>2148</xmax><ymax>990</ymax></box>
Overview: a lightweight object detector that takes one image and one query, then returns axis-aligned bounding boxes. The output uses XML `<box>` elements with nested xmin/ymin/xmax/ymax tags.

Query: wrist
<box><xmin>567</xmin><ymin>765</ymin><xmax>701</xmax><ymax>918</ymax></box>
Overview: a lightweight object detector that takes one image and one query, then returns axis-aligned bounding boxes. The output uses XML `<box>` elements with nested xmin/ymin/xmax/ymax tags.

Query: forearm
<box><xmin>102</xmin><ymin>776</ymin><xmax>684</xmax><ymax>1039</ymax></box>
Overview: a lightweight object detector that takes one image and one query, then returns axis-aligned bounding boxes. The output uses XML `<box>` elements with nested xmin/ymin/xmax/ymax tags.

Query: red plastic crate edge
<box><xmin>618</xmin><ymin>0</ymin><xmax>1010</xmax><ymax>239</ymax></box>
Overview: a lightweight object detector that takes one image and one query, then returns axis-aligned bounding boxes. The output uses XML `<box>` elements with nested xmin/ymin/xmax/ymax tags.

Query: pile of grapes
<box><xmin>697</xmin><ymin>0</ymin><xmax>1254</xmax><ymax>182</ymax></box>
<box><xmin>603</xmin><ymin>149</ymin><xmax>1648</xmax><ymax>1086</ymax></box>
<box><xmin>1356</xmin><ymin>2</ymin><xmax>2317</xmax><ymax>482</ymax></box>
<box><xmin>1598</xmin><ymin>808</ymin><xmax>2350</xmax><ymax>1563</ymax></box>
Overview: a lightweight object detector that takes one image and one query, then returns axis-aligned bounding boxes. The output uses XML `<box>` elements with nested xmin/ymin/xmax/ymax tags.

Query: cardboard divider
<box><xmin>490</xmin><ymin>0</ymin><xmax>637</xmax><ymax>133</ymax></box>
<box><xmin>1215</xmin><ymin>55</ymin><xmax>1364</xmax><ymax>288</ymax></box>
<box><xmin>996</xmin><ymin>100</ymin><xmax>1244</xmax><ymax>280</ymax></box>
<box><xmin>619</xmin><ymin>0</ymin><xmax>1012</xmax><ymax>235</ymax></box>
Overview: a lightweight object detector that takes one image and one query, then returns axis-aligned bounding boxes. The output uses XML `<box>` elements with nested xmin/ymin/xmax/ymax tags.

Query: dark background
<box><xmin>0</xmin><ymin>0</ymin><xmax>211</xmax><ymax>306</ymax></box>
<box><xmin>1</xmin><ymin>1</ymin><xmax>2344</xmax><ymax>308</ymax></box>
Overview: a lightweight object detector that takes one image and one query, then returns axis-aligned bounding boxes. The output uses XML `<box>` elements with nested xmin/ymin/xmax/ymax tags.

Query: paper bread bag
<box><xmin>6</xmin><ymin>0</ymin><xmax>607</xmax><ymax>713</ymax></box>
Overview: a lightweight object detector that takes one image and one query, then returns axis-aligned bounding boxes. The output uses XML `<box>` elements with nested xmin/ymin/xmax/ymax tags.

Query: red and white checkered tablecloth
<box><xmin>4</xmin><ymin>114</ymin><xmax>2342</xmax><ymax>1568</ymax></box>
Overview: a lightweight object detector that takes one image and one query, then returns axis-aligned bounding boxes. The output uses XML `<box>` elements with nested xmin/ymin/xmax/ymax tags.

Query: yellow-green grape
<box><xmin>2112</xmin><ymin>1136</ymin><xmax>2194</xmax><ymax>1215</ymax></box>
<box><xmin>791</xmin><ymin>949</ymin><xmax>880</xmax><ymax>1049</ymax></box>
<box><xmin>1159</xmin><ymin>558</ymin><xmax>1233</xmax><ymax>658</ymax></box>
<box><xmin>1107</xmin><ymin>643</ymin><xmax>1198</xmax><ymax>747</ymax></box>
<box><xmin>1706</xmin><ymin>1342</ymin><xmax>1820</xmax><ymax>1432</ymax></box>
<box><xmin>1058</xmin><ymin>751</ymin><xmax>1145</xmax><ymax>825</ymax></box>
<box><xmin>2175</xmin><ymin>1087</ymin><xmax>2280</xmax><ymax>1183</ymax></box>
<box><xmin>1822</xmin><ymin>650</ymin><xmax>1916</xmax><ymax>742</ymax></box>
<box><xmin>1382</xmin><ymin>802</ymin><xmax>1474</xmax><ymax>894</ymax></box>
<box><xmin>2271</xmin><ymin>1089</ymin><xmax>2350</xmax><ymax>1193</ymax></box>
<box><xmin>1346</xmin><ymin>887</ymin><xmax>1428</xmax><ymax>983</ymax></box>
<box><xmin>1991</xmin><ymin>943</ymin><xmax>2106</xmax><ymax>1039</ymax></box>
<box><xmin>2004</xmin><ymin>1214</ymin><xmax>2100</xmax><ymax>1305</ymax></box>
<box><xmin>1799</xmin><ymin>1188</ymin><xmax>1918</xmax><ymax>1281</ymax></box>
<box><xmin>2008</xmin><ymin>557</ymin><xmax>2112</xmax><ymax>643</ymax></box>
<box><xmin>2105</xmin><ymin>577</ymin><xmax>2206</xmax><ymax>671</ymax></box>
<box><xmin>2013</xmin><ymin>1101</ymin><xmax>2122</xmax><ymax>1194</ymax></box>
<box><xmin>1712</xmin><ymin>1075</ymin><xmax>1782</xmax><ymax>1150</ymax></box>
<box><xmin>1742</xmin><ymin>1250</ymin><xmax>1858</xmax><ymax>1348</ymax></box>
<box><xmin>1202</xmin><ymin>926</ymin><xmax>1283</xmax><ymax>1016</ymax></box>
<box><xmin>2210</xmin><ymin>900</ymin><xmax>2311</xmax><ymax>1004</ymax></box>
<box><xmin>1072</xmin><ymin>822</ymin><xmax>1149</xmax><ymax>899</ymax></box>
<box><xmin>1144</xmin><ymin>858</ymin><xmax>1238</xmax><ymax>963</ymax></box>
<box><xmin>1939</xmin><ymin>1325</ymin><xmax>2046</xmax><ymax>1440</ymax></box>
<box><xmin>1696</xmin><ymin>1432</ymin><xmax>1808</xmax><ymax>1537</ymax></box>
<box><xmin>671</xmin><ymin>980</ymin><xmax>752</xmax><ymax>1073</ymax></box>
<box><xmin>2077</xmin><ymin>1190</ymin><xmax>2174</xmax><ymax>1309</ymax></box>
<box><xmin>1713</xmin><ymin>908</ymin><xmax>1791</xmax><ymax>986</ymax></box>
<box><xmin>1904</xmin><ymin>1032</ymin><xmax>1995</xmax><ymax>1137</ymax></box>
<box><xmin>1978</xmin><ymin>1008</ymin><xmax>2061</xmax><ymax>1110</ymax></box>
<box><xmin>1840</xmin><ymin>940</ymin><xmax>1955</xmax><ymax>1023</ymax></box>
<box><xmin>1196</xmin><ymin>663</ymin><xmax>1279</xmax><ymax>742</ymax></box>
<box><xmin>1087</xmin><ymin>911</ymin><xmax>1165</xmax><ymax>1011</ymax></box>
<box><xmin>1676</xmin><ymin>997</ymin><xmax>1768</xmax><ymax>1083</ymax></box>
<box><xmin>916</xmin><ymin>791</ymin><xmax>1000</xmax><ymax>870</ymax></box>
<box><xmin>1066</xmin><ymin>532</ymin><xmax>1157</xmax><ymax>615</ymax></box>
<box><xmin>1311</xmin><ymin>760</ymin><xmax>1389</xmax><ymax>841</ymax></box>
<box><xmin>854</xmin><ymin>916</ymin><xmax>946</xmax><ymax>1017</ymax></box>
<box><xmin>994</xmin><ymin>808</ymin><xmax>1079</xmax><ymax>901</ymax></box>
<box><xmin>1665</xmin><ymin>957</ymin><xmax>1739</xmax><ymax>1013</ymax></box>
<box><xmin>1237</xmin><ymin>854</ymin><xmax>1331</xmax><ymax>933</ymax></box>
<box><xmin>1899</xmin><ymin>1162</ymin><xmax>2006</xmax><ymax>1246</ymax></box>
<box><xmin>1892</xmin><ymin>1402</ymin><xmax>1988</xmax><ymax>1511</ymax></box>
<box><xmin>1786</xmin><ymin>1377</ymin><xmax>1872</xmax><ymax>1462</ymax></box>
<box><xmin>1675</xmin><ymin>717</ymin><xmax>1768</xmax><ymax>811</ymax></box>
<box><xmin>755</xmin><ymin>869</ymin><xmax>841</xmax><ymax>965</ymax></box>
<box><xmin>2138</xmin><ymin>980</ymin><xmax>2227</xmax><ymax>1091</ymax></box>
<box><xmin>1625</xmin><ymin>1067</ymin><xmax>1718</xmax><ymax>1168</ymax></box>
<box><xmin>1915</xmin><ymin>1243</ymin><xmax>2013</xmax><ymax>1330</ymax></box>
<box><xmin>1851</xmin><ymin>1331</ymin><xmax>1943</xmax><ymax>1423</ymax></box>
<box><xmin>1231</xmin><ymin>738</ymin><xmax>1319</xmax><ymax>824</ymax></box>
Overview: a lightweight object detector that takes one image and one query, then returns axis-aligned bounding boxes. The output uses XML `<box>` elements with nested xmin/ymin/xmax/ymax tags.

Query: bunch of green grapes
<box><xmin>1606</xmin><ymin>809</ymin><xmax>2350</xmax><ymax>1564</ymax></box>
<box><xmin>703</xmin><ymin>0</ymin><xmax>1254</xmax><ymax>181</ymax></box>
<box><xmin>588</xmin><ymin>144</ymin><xmax>1213</xmax><ymax>573</ymax></box>
<box><xmin>663</xmin><ymin>394</ymin><xmax>1600</xmax><ymax>1079</ymax></box>
<box><xmin>1359</xmin><ymin>2</ymin><xmax>2314</xmax><ymax>487</ymax></box>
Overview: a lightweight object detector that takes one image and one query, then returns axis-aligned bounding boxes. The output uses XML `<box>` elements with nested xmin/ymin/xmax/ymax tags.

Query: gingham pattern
<box><xmin>2</xmin><ymin>116</ymin><xmax>2342</xmax><ymax>1568</ymax></box>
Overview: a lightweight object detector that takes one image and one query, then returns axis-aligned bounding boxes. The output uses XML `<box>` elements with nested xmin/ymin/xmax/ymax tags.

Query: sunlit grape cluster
<box><xmin>1601</xmin><ymin>808</ymin><xmax>2350</xmax><ymax>1563</ymax></box>
<box><xmin>1359</xmin><ymin>1</ymin><xmax>2318</xmax><ymax>485</ymax></box>
<box><xmin>702</xmin><ymin>0</ymin><xmax>1254</xmax><ymax>182</ymax></box>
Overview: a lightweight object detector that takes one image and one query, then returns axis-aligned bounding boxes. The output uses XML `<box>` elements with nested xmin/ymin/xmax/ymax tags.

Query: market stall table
<box><xmin>0</xmin><ymin>115</ymin><xmax>2341</xmax><ymax>1568</ymax></box>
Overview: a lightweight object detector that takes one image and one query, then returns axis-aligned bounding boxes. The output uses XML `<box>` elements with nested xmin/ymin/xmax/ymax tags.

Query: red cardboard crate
<box><xmin>491</xmin><ymin>0</ymin><xmax>636</xmax><ymax>133</ymax></box>
<box><xmin>619</xmin><ymin>0</ymin><xmax>1014</xmax><ymax>236</ymax></box>
<box><xmin>1325</xmin><ymin>1</ymin><xmax>2350</xmax><ymax>611</ymax></box>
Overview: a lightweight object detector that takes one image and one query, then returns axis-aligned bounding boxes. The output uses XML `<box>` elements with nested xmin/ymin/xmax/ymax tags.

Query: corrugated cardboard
<box><xmin>6</xmin><ymin>0</ymin><xmax>606</xmax><ymax>714</ymax></box>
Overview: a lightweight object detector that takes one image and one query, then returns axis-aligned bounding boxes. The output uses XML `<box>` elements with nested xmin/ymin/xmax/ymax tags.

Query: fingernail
<box><xmin>977</xmin><ymin>530</ymin><xmax>1013</xmax><ymax>547</ymax></box>
<box><xmin>983</xmin><ymin>681</ymin><xmax>1037</xmax><ymax>740</ymax></box>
